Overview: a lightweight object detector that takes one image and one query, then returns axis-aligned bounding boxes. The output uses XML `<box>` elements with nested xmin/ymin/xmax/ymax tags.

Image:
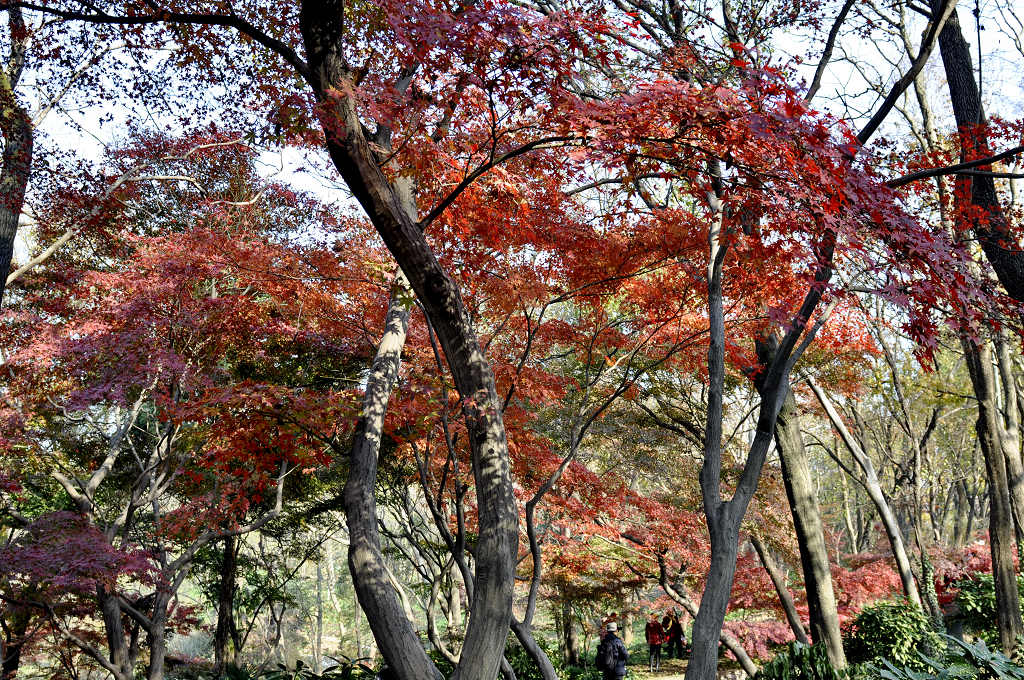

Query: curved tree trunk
<box><xmin>807</xmin><ymin>378</ymin><xmax>923</xmax><ymax>608</ymax></box>
<box><xmin>300</xmin><ymin>7</ymin><xmax>519</xmax><ymax>678</ymax></box>
<box><xmin>750</xmin><ymin>534</ymin><xmax>809</xmax><ymax>645</ymax></box>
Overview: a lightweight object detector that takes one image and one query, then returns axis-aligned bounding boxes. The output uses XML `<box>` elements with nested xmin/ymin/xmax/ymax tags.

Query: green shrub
<box><xmin>560</xmin><ymin>665</ymin><xmax>603</xmax><ymax>680</ymax></box>
<box><xmin>506</xmin><ymin>636</ymin><xmax>562</xmax><ymax>680</ymax></box>
<box><xmin>953</xmin><ymin>573</ymin><xmax>1024</xmax><ymax>649</ymax></box>
<box><xmin>755</xmin><ymin>642</ymin><xmax>847</xmax><ymax>680</ymax></box>
<box><xmin>844</xmin><ymin>601</ymin><xmax>943</xmax><ymax>670</ymax></box>
<box><xmin>867</xmin><ymin>634</ymin><xmax>1024</xmax><ymax>680</ymax></box>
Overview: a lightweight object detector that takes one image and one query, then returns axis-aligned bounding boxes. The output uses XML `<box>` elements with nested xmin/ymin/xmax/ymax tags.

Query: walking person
<box><xmin>645</xmin><ymin>612</ymin><xmax>664</xmax><ymax>672</ymax></box>
<box><xmin>596</xmin><ymin>621</ymin><xmax>629</xmax><ymax>680</ymax></box>
<box><xmin>663</xmin><ymin>611</ymin><xmax>684</xmax><ymax>659</ymax></box>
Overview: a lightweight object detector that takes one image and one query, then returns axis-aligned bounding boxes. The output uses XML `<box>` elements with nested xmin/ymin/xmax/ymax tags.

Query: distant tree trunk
<box><xmin>0</xmin><ymin>7</ymin><xmax>33</xmax><ymax>307</ymax></box>
<box><xmin>807</xmin><ymin>378</ymin><xmax>923</xmax><ymax>609</ymax></box>
<box><xmin>214</xmin><ymin>535</ymin><xmax>240</xmax><ymax>674</ymax></box>
<box><xmin>315</xmin><ymin>562</ymin><xmax>324</xmax><ymax>673</ymax></box>
<box><xmin>760</xmin><ymin>384</ymin><xmax>844</xmax><ymax>666</ymax></box>
<box><xmin>962</xmin><ymin>338</ymin><xmax>1024</xmax><ymax>653</ymax></box>
<box><xmin>750</xmin><ymin>534</ymin><xmax>809</xmax><ymax>645</ymax></box>
<box><xmin>561</xmin><ymin>601</ymin><xmax>580</xmax><ymax>666</ymax></box>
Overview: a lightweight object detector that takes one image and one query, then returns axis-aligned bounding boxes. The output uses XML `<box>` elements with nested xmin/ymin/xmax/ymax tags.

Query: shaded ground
<box><xmin>628</xmin><ymin>657</ymin><xmax>746</xmax><ymax>680</ymax></box>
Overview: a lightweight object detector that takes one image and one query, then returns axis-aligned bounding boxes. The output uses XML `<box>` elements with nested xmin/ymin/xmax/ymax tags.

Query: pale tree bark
<box><xmin>961</xmin><ymin>338</ymin><xmax>1023</xmax><ymax>653</ymax></box>
<box><xmin>995</xmin><ymin>334</ymin><xmax>1024</xmax><ymax>550</ymax></box>
<box><xmin>753</xmin><ymin>367</ymin><xmax>843</xmax><ymax>666</ymax></box>
<box><xmin>806</xmin><ymin>377</ymin><xmax>923</xmax><ymax>608</ymax></box>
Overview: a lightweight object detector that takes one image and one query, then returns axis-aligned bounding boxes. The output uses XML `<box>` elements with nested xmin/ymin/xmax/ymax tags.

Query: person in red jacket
<box><xmin>645</xmin><ymin>612</ymin><xmax>664</xmax><ymax>671</ymax></box>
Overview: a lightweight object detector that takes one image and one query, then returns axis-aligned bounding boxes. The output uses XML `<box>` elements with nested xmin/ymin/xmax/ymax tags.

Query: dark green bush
<box><xmin>506</xmin><ymin>636</ymin><xmax>562</xmax><ymax>680</ymax></box>
<box><xmin>755</xmin><ymin>642</ymin><xmax>847</xmax><ymax>680</ymax></box>
<box><xmin>844</xmin><ymin>601</ymin><xmax>943</xmax><ymax>670</ymax></box>
<box><xmin>868</xmin><ymin>634</ymin><xmax>1024</xmax><ymax>680</ymax></box>
<box><xmin>953</xmin><ymin>573</ymin><xmax>1024</xmax><ymax>649</ymax></box>
<box><xmin>560</xmin><ymin>665</ymin><xmax>603</xmax><ymax>680</ymax></box>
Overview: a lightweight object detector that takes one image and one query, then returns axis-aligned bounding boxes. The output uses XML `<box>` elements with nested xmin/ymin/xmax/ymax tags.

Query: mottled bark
<box><xmin>760</xmin><ymin>383</ymin><xmax>844</xmax><ymax>666</ymax></box>
<box><xmin>214</xmin><ymin>535</ymin><xmax>240</xmax><ymax>674</ymax></box>
<box><xmin>962</xmin><ymin>338</ymin><xmax>1023</xmax><ymax>653</ymax></box>
<box><xmin>0</xmin><ymin>7</ymin><xmax>32</xmax><ymax>307</ymax></box>
<box><xmin>301</xmin><ymin>6</ymin><xmax>520</xmax><ymax>679</ymax></box>
<box><xmin>342</xmin><ymin>267</ymin><xmax>436</xmax><ymax>679</ymax></box>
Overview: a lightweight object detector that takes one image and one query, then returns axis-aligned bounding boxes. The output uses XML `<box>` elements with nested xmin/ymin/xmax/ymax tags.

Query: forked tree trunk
<box><xmin>301</xmin><ymin>6</ymin><xmax>520</xmax><ymax>679</ymax></box>
<box><xmin>342</xmin><ymin>266</ymin><xmax>436</xmax><ymax>679</ymax></box>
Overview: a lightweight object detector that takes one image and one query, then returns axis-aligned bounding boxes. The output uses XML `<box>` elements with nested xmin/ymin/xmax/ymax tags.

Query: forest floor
<box><xmin>628</xmin><ymin>657</ymin><xmax>747</xmax><ymax>679</ymax></box>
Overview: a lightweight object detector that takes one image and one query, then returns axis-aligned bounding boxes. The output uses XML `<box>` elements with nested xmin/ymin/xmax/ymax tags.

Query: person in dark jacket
<box><xmin>596</xmin><ymin>622</ymin><xmax>629</xmax><ymax>680</ymax></box>
<box><xmin>663</xmin><ymin>611</ymin><xmax>685</xmax><ymax>659</ymax></box>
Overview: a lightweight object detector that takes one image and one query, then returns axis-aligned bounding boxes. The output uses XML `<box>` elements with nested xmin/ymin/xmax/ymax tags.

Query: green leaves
<box><xmin>866</xmin><ymin>634</ymin><xmax>1024</xmax><ymax>680</ymax></box>
<box><xmin>755</xmin><ymin>642</ymin><xmax>847</xmax><ymax>680</ymax></box>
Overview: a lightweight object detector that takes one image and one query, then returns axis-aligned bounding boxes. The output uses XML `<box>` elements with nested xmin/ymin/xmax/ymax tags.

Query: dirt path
<box><xmin>627</xmin><ymin>658</ymin><xmax>746</xmax><ymax>680</ymax></box>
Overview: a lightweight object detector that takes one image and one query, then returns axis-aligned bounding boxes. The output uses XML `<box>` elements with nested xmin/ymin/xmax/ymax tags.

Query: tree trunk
<box><xmin>511</xmin><ymin>621</ymin><xmax>559</xmax><ymax>680</ymax></box>
<box><xmin>561</xmin><ymin>601</ymin><xmax>579</xmax><ymax>667</ymax></box>
<box><xmin>995</xmin><ymin>336</ymin><xmax>1024</xmax><ymax>552</ymax></box>
<box><xmin>301</xmin><ymin>7</ymin><xmax>519</xmax><ymax>678</ymax></box>
<box><xmin>97</xmin><ymin>585</ymin><xmax>132</xmax><ymax>676</ymax></box>
<box><xmin>214</xmin><ymin>535</ymin><xmax>239</xmax><ymax>674</ymax></box>
<box><xmin>750</xmin><ymin>534</ymin><xmax>809</xmax><ymax>645</ymax></box>
<box><xmin>687</xmin><ymin>523</ymin><xmax>743</xmax><ymax>680</ymax></box>
<box><xmin>341</xmin><ymin>265</ymin><xmax>436</xmax><ymax>678</ymax></box>
<box><xmin>931</xmin><ymin>0</ymin><xmax>1024</xmax><ymax>303</ymax></box>
<box><xmin>962</xmin><ymin>338</ymin><xmax>1024</xmax><ymax>653</ymax></box>
<box><xmin>930</xmin><ymin>1</ymin><xmax>1024</xmax><ymax>650</ymax></box>
<box><xmin>146</xmin><ymin>594</ymin><xmax>170</xmax><ymax>680</ymax></box>
<box><xmin>768</xmin><ymin>388</ymin><xmax>844</xmax><ymax>666</ymax></box>
<box><xmin>0</xmin><ymin>8</ymin><xmax>33</xmax><ymax>307</ymax></box>
<box><xmin>807</xmin><ymin>378</ymin><xmax>923</xmax><ymax>608</ymax></box>
<box><xmin>1</xmin><ymin>609</ymin><xmax>30</xmax><ymax>680</ymax></box>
